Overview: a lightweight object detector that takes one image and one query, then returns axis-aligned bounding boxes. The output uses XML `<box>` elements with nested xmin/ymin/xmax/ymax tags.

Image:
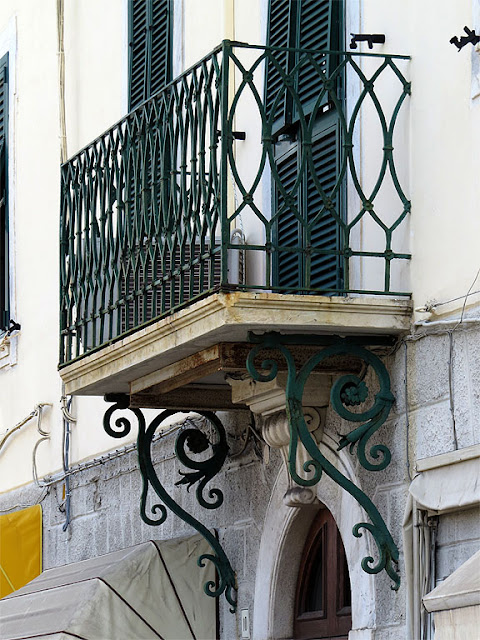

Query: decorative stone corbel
<box><xmin>228</xmin><ymin>372</ymin><xmax>331</xmax><ymax>507</ymax></box>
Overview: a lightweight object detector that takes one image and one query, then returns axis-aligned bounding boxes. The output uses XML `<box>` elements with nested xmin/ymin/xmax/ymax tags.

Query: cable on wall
<box><xmin>61</xmin><ymin>394</ymin><xmax>75</xmax><ymax>531</ymax></box>
<box><xmin>57</xmin><ymin>0</ymin><xmax>68</xmax><ymax>163</ymax></box>
<box><xmin>0</xmin><ymin>403</ymin><xmax>51</xmax><ymax>456</ymax></box>
<box><xmin>32</xmin><ymin>404</ymin><xmax>54</xmax><ymax>487</ymax></box>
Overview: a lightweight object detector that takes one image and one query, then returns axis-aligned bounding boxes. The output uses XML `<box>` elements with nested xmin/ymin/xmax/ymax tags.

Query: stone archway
<box><xmin>252</xmin><ymin>429</ymin><xmax>377</xmax><ymax>640</ymax></box>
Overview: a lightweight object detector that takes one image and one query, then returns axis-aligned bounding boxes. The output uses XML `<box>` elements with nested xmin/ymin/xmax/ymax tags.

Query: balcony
<box><xmin>59</xmin><ymin>41</ymin><xmax>412</xmax><ymax>401</ymax></box>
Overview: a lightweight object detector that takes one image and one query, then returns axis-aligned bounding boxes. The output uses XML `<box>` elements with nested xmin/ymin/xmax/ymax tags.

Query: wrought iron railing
<box><xmin>60</xmin><ymin>41</ymin><xmax>410</xmax><ymax>365</ymax></box>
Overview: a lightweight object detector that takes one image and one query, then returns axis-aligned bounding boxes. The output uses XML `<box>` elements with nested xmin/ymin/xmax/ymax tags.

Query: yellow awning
<box><xmin>0</xmin><ymin>504</ymin><xmax>42</xmax><ymax>597</ymax></box>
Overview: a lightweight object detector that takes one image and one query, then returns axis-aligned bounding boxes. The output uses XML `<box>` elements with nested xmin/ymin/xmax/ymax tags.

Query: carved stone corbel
<box><xmin>228</xmin><ymin>372</ymin><xmax>330</xmax><ymax>507</ymax></box>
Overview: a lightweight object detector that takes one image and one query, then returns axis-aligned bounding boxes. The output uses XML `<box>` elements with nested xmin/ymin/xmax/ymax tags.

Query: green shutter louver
<box><xmin>296</xmin><ymin>0</ymin><xmax>336</xmax><ymax>113</ymax></box>
<box><xmin>268</xmin><ymin>1</ymin><xmax>344</xmax><ymax>293</ymax></box>
<box><xmin>275</xmin><ymin>148</ymin><xmax>301</xmax><ymax>289</ymax></box>
<box><xmin>129</xmin><ymin>0</ymin><xmax>172</xmax><ymax>110</ymax></box>
<box><xmin>150</xmin><ymin>0</ymin><xmax>171</xmax><ymax>98</ymax></box>
<box><xmin>308</xmin><ymin>122</ymin><xmax>342</xmax><ymax>291</ymax></box>
<box><xmin>0</xmin><ymin>53</ymin><xmax>8</xmax><ymax>330</ymax></box>
<box><xmin>265</xmin><ymin>0</ymin><xmax>296</xmax><ymax>126</ymax></box>
<box><xmin>129</xmin><ymin>0</ymin><xmax>148</xmax><ymax>109</ymax></box>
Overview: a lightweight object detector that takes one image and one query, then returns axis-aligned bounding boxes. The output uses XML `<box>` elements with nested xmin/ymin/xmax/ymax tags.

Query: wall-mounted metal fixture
<box><xmin>246</xmin><ymin>332</ymin><xmax>400</xmax><ymax>590</ymax></box>
<box><xmin>350</xmin><ymin>33</ymin><xmax>385</xmax><ymax>49</ymax></box>
<box><xmin>450</xmin><ymin>26</ymin><xmax>480</xmax><ymax>51</ymax></box>
<box><xmin>103</xmin><ymin>395</ymin><xmax>237</xmax><ymax>612</ymax></box>
<box><xmin>6</xmin><ymin>319</ymin><xmax>21</xmax><ymax>335</ymax></box>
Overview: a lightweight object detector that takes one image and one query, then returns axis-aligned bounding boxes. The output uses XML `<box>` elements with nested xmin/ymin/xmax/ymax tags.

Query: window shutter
<box><xmin>129</xmin><ymin>0</ymin><xmax>148</xmax><ymax>109</ymax></box>
<box><xmin>296</xmin><ymin>0</ymin><xmax>336</xmax><ymax>112</ymax></box>
<box><xmin>307</xmin><ymin>122</ymin><xmax>342</xmax><ymax>291</ymax></box>
<box><xmin>265</xmin><ymin>0</ymin><xmax>297</xmax><ymax>127</ymax></box>
<box><xmin>129</xmin><ymin>0</ymin><xmax>171</xmax><ymax>110</ymax></box>
<box><xmin>274</xmin><ymin>148</ymin><xmax>302</xmax><ymax>289</ymax></box>
<box><xmin>269</xmin><ymin>1</ymin><xmax>344</xmax><ymax>294</ymax></box>
<box><xmin>149</xmin><ymin>0</ymin><xmax>171</xmax><ymax>98</ymax></box>
<box><xmin>0</xmin><ymin>54</ymin><xmax>8</xmax><ymax>330</ymax></box>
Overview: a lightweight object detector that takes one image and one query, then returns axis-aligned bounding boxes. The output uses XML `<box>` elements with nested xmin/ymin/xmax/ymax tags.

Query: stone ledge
<box><xmin>59</xmin><ymin>292</ymin><xmax>412</xmax><ymax>396</ymax></box>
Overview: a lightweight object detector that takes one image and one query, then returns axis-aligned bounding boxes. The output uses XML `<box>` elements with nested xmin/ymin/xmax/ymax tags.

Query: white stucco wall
<box><xmin>0</xmin><ymin>0</ymin><xmax>478</xmax><ymax>507</ymax></box>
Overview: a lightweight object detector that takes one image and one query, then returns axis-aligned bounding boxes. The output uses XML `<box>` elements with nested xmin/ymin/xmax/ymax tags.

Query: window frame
<box><xmin>294</xmin><ymin>508</ymin><xmax>352</xmax><ymax>640</ymax></box>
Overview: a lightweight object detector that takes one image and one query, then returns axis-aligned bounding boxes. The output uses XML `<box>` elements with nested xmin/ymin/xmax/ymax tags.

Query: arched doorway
<box><xmin>253</xmin><ymin>433</ymin><xmax>376</xmax><ymax>640</ymax></box>
<box><xmin>294</xmin><ymin>508</ymin><xmax>352</xmax><ymax>639</ymax></box>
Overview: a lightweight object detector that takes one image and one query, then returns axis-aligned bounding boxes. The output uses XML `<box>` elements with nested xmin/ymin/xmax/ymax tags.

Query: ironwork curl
<box><xmin>174</xmin><ymin>413</ymin><xmax>228</xmax><ymax>509</ymax></box>
<box><xmin>353</xmin><ymin>522</ymin><xmax>400</xmax><ymax>589</ymax></box>
<box><xmin>247</xmin><ymin>332</ymin><xmax>400</xmax><ymax>590</ymax></box>
<box><xmin>102</xmin><ymin>397</ymin><xmax>237</xmax><ymax>611</ymax></box>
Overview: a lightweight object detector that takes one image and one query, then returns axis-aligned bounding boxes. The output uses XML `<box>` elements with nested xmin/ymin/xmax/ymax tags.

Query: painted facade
<box><xmin>0</xmin><ymin>1</ymin><xmax>479</xmax><ymax>639</ymax></box>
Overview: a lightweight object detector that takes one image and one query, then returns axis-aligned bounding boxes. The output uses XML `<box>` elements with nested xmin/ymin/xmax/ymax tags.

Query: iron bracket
<box><xmin>349</xmin><ymin>33</ymin><xmax>386</xmax><ymax>49</ymax></box>
<box><xmin>102</xmin><ymin>394</ymin><xmax>237</xmax><ymax>612</ymax></box>
<box><xmin>450</xmin><ymin>26</ymin><xmax>480</xmax><ymax>51</ymax></box>
<box><xmin>246</xmin><ymin>332</ymin><xmax>400</xmax><ymax>590</ymax></box>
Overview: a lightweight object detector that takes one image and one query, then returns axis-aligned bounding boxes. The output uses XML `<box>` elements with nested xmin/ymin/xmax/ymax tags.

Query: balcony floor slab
<box><xmin>59</xmin><ymin>292</ymin><xmax>412</xmax><ymax>397</ymax></box>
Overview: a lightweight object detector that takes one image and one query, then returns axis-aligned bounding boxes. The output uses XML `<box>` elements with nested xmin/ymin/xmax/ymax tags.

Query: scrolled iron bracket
<box><xmin>103</xmin><ymin>394</ymin><xmax>237</xmax><ymax>612</ymax></box>
<box><xmin>246</xmin><ymin>332</ymin><xmax>400</xmax><ymax>590</ymax></box>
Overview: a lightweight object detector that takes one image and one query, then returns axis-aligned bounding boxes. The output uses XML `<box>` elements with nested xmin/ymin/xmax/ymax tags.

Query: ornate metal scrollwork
<box><xmin>103</xmin><ymin>395</ymin><xmax>237</xmax><ymax>611</ymax></box>
<box><xmin>246</xmin><ymin>332</ymin><xmax>400</xmax><ymax>590</ymax></box>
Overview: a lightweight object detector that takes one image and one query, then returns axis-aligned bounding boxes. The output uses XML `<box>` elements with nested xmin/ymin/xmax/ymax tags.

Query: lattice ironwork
<box><xmin>60</xmin><ymin>41</ymin><xmax>410</xmax><ymax>365</ymax></box>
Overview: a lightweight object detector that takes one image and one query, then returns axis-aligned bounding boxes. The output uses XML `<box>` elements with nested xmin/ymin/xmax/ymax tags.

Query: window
<box><xmin>128</xmin><ymin>0</ymin><xmax>172</xmax><ymax>110</ymax></box>
<box><xmin>294</xmin><ymin>508</ymin><xmax>352</xmax><ymax>640</ymax></box>
<box><xmin>0</xmin><ymin>52</ymin><xmax>8</xmax><ymax>331</ymax></box>
<box><xmin>266</xmin><ymin>0</ymin><xmax>344</xmax><ymax>292</ymax></box>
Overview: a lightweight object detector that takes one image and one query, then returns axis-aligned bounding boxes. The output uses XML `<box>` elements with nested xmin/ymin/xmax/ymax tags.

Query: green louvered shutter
<box><xmin>129</xmin><ymin>0</ymin><xmax>172</xmax><ymax>110</ymax></box>
<box><xmin>296</xmin><ymin>0</ymin><xmax>341</xmax><ymax>116</ymax></box>
<box><xmin>274</xmin><ymin>148</ymin><xmax>302</xmax><ymax>289</ymax></box>
<box><xmin>265</xmin><ymin>0</ymin><xmax>297</xmax><ymax>128</ymax></box>
<box><xmin>307</xmin><ymin>121</ymin><xmax>342</xmax><ymax>291</ymax></box>
<box><xmin>149</xmin><ymin>0</ymin><xmax>171</xmax><ymax>97</ymax></box>
<box><xmin>270</xmin><ymin>1</ymin><xmax>344</xmax><ymax>293</ymax></box>
<box><xmin>0</xmin><ymin>54</ymin><xmax>8</xmax><ymax>329</ymax></box>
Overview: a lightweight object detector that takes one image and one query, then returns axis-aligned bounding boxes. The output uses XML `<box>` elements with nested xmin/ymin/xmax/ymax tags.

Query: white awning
<box><xmin>410</xmin><ymin>445</ymin><xmax>480</xmax><ymax>513</ymax></box>
<box><xmin>0</xmin><ymin>535</ymin><xmax>216</xmax><ymax>640</ymax></box>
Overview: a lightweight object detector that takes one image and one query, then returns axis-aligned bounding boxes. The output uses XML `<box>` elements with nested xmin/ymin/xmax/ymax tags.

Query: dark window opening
<box><xmin>294</xmin><ymin>508</ymin><xmax>352</xmax><ymax>640</ymax></box>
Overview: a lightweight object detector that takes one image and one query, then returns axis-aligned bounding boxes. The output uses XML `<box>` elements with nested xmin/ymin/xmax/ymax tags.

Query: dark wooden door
<box><xmin>294</xmin><ymin>509</ymin><xmax>352</xmax><ymax>640</ymax></box>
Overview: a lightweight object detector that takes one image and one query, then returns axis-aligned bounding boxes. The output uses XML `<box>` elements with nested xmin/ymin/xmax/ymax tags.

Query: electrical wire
<box><xmin>32</xmin><ymin>404</ymin><xmax>54</xmax><ymax>488</ymax></box>
<box><xmin>0</xmin><ymin>487</ymin><xmax>49</xmax><ymax>514</ymax></box>
<box><xmin>404</xmin><ymin>341</ymin><xmax>412</xmax><ymax>481</ymax></box>
<box><xmin>57</xmin><ymin>0</ymin><xmax>68</xmax><ymax>163</ymax></box>
<box><xmin>0</xmin><ymin>403</ymin><xmax>51</xmax><ymax>455</ymax></box>
<box><xmin>61</xmin><ymin>395</ymin><xmax>74</xmax><ymax>531</ymax></box>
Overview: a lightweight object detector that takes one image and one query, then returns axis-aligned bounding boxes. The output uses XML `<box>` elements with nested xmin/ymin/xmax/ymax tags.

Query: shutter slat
<box><xmin>296</xmin><ymin>0</ymin><xmax>333</xmax><ymax>111</ymax></box>
<box><xmin>265</xmin><ymin>0</ymin><xmax>293</xmax><ymax>125</ymax></box>
<box><xmin>275</xmin><ymin>150</ymin><xmax>302</xmax><ymax>289</ymax></box>
<box><xmin>129</xmin><ymin>0</ymin><xmax>171</xmax><ymax>109</ymax></box>
<box><xmin>308</xmin><ymin>125</ymin><xmax>340</xmax><ymax>290</ymax></box>
<box><xmin>150</xmin><ymin>0</ymin><xmax>171</xmax><ymax>96</ymax></box>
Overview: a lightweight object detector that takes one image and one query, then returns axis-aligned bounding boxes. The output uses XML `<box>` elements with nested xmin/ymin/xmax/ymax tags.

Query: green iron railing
<box><xmin>60</xmin><ymin>41</ymin><xmax>411</xmax><ymax>365</ymax></box>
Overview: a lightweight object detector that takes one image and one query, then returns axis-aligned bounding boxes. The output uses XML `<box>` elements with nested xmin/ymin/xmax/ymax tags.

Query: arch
<box><xmin>252</xmin><ymin>431</ymin><xmax>376</xmax><ymax>640</ymax></box>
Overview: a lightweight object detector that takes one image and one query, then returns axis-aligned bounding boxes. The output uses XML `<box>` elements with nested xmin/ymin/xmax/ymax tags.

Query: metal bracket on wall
<box><xmin>102</xmin><ymin>395</ymin><xmax>237</xmax><ymax>612</ymax></box>
<box><xmin>246</xmin><ymin>332</ymin><xmax>400</xmax><ymax>590</ymax></box>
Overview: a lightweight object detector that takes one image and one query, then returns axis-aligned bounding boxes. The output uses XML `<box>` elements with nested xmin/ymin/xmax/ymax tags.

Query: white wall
<box><xmin>1</xmin><ymin>0</ymin><xmax>479</xmax><ymax>493</ymax></box>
